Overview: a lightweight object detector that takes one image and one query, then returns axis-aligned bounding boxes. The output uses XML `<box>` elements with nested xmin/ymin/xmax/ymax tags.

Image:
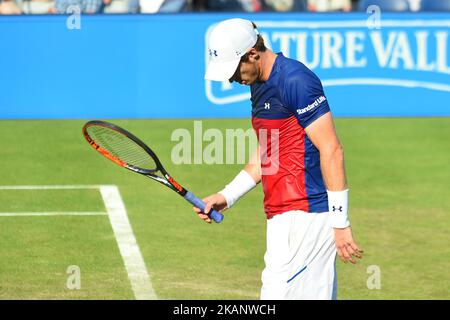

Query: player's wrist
<box><xmin>218</xmin><ymin>170</ymin><xmax>256</xmax><ymax>208</ymax></box>
<box><xmin>327</xmin><ymin>189</ymin><xmax>350</xmax><ymax>228</ymax></box>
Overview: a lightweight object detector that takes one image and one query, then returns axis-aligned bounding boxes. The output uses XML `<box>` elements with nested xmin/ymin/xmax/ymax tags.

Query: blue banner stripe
<box><xmin>1</xmin><ymin>13</ymin><xmax>449</xmax><ymax>119</ymax></box>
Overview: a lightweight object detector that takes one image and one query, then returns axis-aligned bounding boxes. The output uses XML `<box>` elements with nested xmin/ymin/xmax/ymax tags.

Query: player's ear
<box><xmin>248</xmin><ymin>48</ymin><xmax>259</xmax><ymax>61</ymax></box>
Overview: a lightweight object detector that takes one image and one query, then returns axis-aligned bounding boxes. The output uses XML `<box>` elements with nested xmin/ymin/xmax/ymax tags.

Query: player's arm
<box><xmin>305</xmin><ymin>112</ymin><xmax>347</xmax><ymax>191</ymax></box>
<box><xmin>305</xmin><ymin>112</ymin><xmax>363</xmax><ymax>264</ymax></box>
<box><xmin>243</xmin><ymin>145</ymin><xmax>262</xmax><ymax>183</ymax></box>
<box><xmin>192</xmin><ymin>146</ymin><xmax>261</xmax><ymax>223</ymax></box>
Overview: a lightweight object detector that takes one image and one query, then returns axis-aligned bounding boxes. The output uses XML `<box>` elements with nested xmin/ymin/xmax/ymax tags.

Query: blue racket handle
<box><xmin>184</xmin><ymin>191</ymin><xmax>224</xmax><ymax>223</ymax></box>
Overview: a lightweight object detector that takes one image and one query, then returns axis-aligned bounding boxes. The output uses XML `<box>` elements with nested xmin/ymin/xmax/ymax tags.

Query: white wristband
<box><xmin>218</xmin><ymin>170</ymin><xmax>256</xmax><ymax>208</ymax></box>
<box><xmin>327</xmin><ymin>189</ymin><xmax>350</xmax><ymax>228</ymax></box>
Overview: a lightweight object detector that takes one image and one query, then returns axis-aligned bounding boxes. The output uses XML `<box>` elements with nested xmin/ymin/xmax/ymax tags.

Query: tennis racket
<box><xmin>82</xmin><ymin>120</ymin><xmax>224</xmax><ymax>223</ymax></box>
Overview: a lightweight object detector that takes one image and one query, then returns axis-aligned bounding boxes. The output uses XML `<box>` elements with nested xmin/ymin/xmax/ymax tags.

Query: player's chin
<box><xmin>241</xmin><ymin>79</ymin><xmax>255</xmax><ymax>86</ymax></box>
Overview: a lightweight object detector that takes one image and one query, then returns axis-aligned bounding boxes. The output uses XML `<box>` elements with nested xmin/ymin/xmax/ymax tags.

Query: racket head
<box><xmin>83</xmin><ymin>120</ymin><xmax>163</xmax><ymax>174</ymax></box>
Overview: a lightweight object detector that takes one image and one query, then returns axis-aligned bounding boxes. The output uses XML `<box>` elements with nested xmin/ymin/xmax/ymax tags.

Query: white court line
<box><xmin>0</xmin><ymin>185</ymin><xmax>111</xmax><ymax>190</ymax></box>
<box><xmin>0</xmin><ymin>185</ymin><xmax>157</xmax><ymax>300</ymax></box>
<box><xmin>100</xmin><ymin>185</ymin><xmax>157</xmax><ymax>300</ymax></box>
<box><xmin>0</xmin><ymin>212</ymin><xmax>107</xmax><ymax>217</ymax></box>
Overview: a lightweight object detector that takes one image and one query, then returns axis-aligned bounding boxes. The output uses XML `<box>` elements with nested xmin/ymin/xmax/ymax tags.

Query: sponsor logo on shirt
<box><xmin>296</xmin><ymin>96</ymin><xmax>326</xmax><ymax>115</ymax></box>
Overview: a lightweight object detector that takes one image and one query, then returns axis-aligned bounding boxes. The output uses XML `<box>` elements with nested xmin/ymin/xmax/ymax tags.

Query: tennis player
<box><xmin>194</xmin><ymin>18</ymin><xmax>363</xmax><ymax>300</ymax></box>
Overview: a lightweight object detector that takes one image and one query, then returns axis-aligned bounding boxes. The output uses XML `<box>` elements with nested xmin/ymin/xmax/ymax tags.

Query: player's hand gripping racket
<box><xmin>82</xmin><ymin>120</ymin><xmax>224</xmax><ymax>223</ymax></box>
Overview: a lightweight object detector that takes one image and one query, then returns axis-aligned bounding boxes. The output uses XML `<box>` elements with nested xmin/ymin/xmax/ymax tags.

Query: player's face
<box><xmin>229</xmin><ymin>52</ymin><xmax>260</xmax><ymax>86</ymax></box>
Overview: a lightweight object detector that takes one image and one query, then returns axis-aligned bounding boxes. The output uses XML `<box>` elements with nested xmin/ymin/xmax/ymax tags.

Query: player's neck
<box><xmin>259</xmin><ymin>50</ymin><xmax>278</xmax><ymax>82</ymax></box>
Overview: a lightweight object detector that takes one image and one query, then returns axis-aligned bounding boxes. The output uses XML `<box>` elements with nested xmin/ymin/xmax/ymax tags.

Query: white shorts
<box><xmin>260</xmin><ymin>210</ymin><xmax>337</xmax><ymax>300</ymax></box>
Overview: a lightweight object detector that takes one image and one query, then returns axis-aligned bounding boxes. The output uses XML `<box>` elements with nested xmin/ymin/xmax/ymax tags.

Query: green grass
<box><xmin>0</xmin><ymin>118</ymin><xmax>449</xmax><ymax>300</ymax></box>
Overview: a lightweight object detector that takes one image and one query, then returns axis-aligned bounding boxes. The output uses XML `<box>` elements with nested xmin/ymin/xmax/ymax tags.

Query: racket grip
<box><xmin>184</xmin><ymin>191</ymin><xmax>224</xmax><ymax>223</ymax></box>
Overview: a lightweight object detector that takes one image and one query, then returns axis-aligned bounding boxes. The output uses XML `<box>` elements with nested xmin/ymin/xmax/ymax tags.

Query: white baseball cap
<box><xmin>205</xmin><ymin>18</ymin><xmax>259</xmax><ymax>82</ymax></box>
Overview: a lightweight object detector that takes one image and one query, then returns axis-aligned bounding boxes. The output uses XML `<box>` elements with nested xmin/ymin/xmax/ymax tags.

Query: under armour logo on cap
<box><xmin>209</xmin><ymin>49</ymin><xmax>218</xmax><ymax>57</ymax></box>
<box><xmin>332</xmin><ymin>206</ymin><xmax>343</xmax><ymax>212</ymax></box>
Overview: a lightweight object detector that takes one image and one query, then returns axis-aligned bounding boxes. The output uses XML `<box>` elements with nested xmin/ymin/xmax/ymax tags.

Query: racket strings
<box><xmin>87</xmin><ymin>126</ymin><xmax>157</xmax><ymax>170</ymax></box>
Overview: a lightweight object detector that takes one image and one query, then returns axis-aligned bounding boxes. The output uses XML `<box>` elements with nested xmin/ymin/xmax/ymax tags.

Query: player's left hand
<box><xmin>333</xmin><ymin>226</ymin><xmax>363</xmax><ymax>264</ymax></box>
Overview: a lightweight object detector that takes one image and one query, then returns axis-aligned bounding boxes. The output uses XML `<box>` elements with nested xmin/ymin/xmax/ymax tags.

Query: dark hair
<box><xmin>254</xmin><ymin>35</ymin><xmax>267</xmax><ymax>52</ymax></box>
<box><xmin>240</xmin><ymin>35</ymin><xmax>267</xmax><ymax>63</ymax></box>
<box><xmin>251</xmin><ymin>21</ymin><xmax>267</xmax><ymax>52</ymax></box>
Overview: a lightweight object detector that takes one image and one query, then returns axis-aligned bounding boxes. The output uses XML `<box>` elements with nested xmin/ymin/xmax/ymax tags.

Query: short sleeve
<box><xmin>283</xmin><ymin>70</ymin><xmax>330</xmax><ymax>128</ymax></box>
